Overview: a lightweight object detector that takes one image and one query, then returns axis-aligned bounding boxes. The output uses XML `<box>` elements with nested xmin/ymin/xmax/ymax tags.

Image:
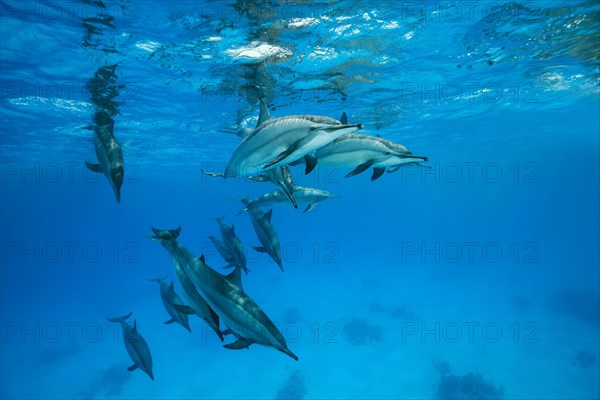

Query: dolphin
<box><xmin>238</xmin><ymin>186</ymin><xmax>339</xmax><ymax>214</ymax></box>
<box><xmin>224</xmin><ymin>100</ymin><xmax>363</xmax><ymax>177</ymax></box>
<box><xmin>209</xmin><ymin>217</ymin><xmax>248</xmax><ymax>274</ymax></box>
<box><xmin>106</xmin><ymin>312</ymin><xmax>154</xmax><ymax>380</ymax></box>
<box><xmin>247</xmin><ymin>165</ymin><xmax>297</xmax><ymax>208</ymax></box>
<box><xmin>147</xmin><ymin>276</ymin><xmax>192</xmax><ymax>332</ymax></box>
<box><xmin>303</xmin><ymin>132</ymin><xmax>428</xmax><ymax>181</ymax></box>
<box><xmin>147</xmin><ymin>228</ymin><xmax>224</xmax><ymax>341</ymax></box>
<box><xmin>240</xmin><ymin>201</ymin><xmax>284</xmax><ymax>271</ymax></box>
<box><xmin>202</xmin><ymin>165</ymin><xmax>298</xmax><ymax>208</ymax></box>
<box><xmin>148</xmin><ymin>227</ymin><xmax>298</xmax><ymax>360</ymax></box>
<box><xmin>85</xmin><ymin>110</ymin><xmax>124</xmax><ymax>202</ymax></box>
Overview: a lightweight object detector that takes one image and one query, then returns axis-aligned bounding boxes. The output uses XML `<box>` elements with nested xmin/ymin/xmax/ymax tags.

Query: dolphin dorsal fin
<box><xmin>264</xmin><ymin>209</ymin><xmax>273</xmax><ymax>222</ymax></box>
<box><xmin>224</xmin><ymin>266</ymin><xmax>243</xmax><ymax>289</ymax></box>
<box><xmin>340</xmin><ymin>112</ymin><xmax>348</xmax><ymax>124</ymax></box>
<box><xmin>199</xmin><ymin>254</ymin><xmax>206</xmax><ymax>263</ymax></box>
<box><xmin>256</xmin><ymin>100</ymin><xmax>272</xmax><ymax>129</ymax></box>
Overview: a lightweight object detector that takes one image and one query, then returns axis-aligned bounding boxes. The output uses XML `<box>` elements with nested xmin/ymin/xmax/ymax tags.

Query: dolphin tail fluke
<box><xmin>148</xmin><ymin>226</ymin><xmax>181</xmax><ymax>241</ymax></box>
<box><xmin>107</xmin><ymin>311</ymin><xmax>133</xmax><ymax>323</ymax></box>
<box><xmin>84</xmin><ymin>161</ymin><xmax>102</xmax><ymax>173</ymax></box>
<box><xmin>147</xmin><ymin>275</ymin><xmax>168</xmax><ymax>283</ymax></box>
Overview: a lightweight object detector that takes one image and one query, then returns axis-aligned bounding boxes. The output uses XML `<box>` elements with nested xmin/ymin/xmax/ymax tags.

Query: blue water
<box><xmin>1</xmin><ymin>0</ymin><xmax>599</xmax><ymax>399</ymax></box>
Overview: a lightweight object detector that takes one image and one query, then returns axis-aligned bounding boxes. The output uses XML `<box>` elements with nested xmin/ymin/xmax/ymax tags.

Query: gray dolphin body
<box><xmin>307</xmin><ymin>132</ymin><xmax>428</xmax><ymax>181</ymax></box>
<box><xmin>147</xmin><ymin>228</ymin><xmax>223</xmax><ymax>341</ymax></box>
<box><xmin>147</xmin><ymin>277</ymin><xmax>191</xmax><ymax>332</ymax></box>
<box><xmin>85</xmin><ymin>111</ymin><xmax>124</xmax><ymax>202</ymax></box>
<box><xmin>240</xmin><ymin>201</ymin><xmax>284</xmax><ymax>271</ymax></box>
<box><xmin>150</xmin><ymin>227</ymin><xmax>297</xmax><ymax>361</ymax></box>
<box><xmin>210</xmin><ymin>217</ymin><xmax>248</xmax><ymax>274</ymax></box>
<box><xmin>106</xmin><ymin>312</ymin><xmax>154</xmax><ymax>380</ymax></box>
<box><xmin>224</xmin><ymin>101</ymin><xmax>362</xmax><ymax>177</ymax></box>
<box><xmin>238</xmin><ymin>186</ymin><xmax>339</xmax><ymax>214</ymax></box>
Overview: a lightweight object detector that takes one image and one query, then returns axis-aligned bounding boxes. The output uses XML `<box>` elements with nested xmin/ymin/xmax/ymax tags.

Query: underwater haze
<box><xmin>1</xmin><ymin>0</ymin><xmax>599</xmax><ymax>399</ymax></box>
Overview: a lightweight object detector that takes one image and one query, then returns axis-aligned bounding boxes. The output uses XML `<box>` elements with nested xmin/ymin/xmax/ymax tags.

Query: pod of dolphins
<box><xmin>92</xmin><ymin>100</ymin><xmax>427</xmax><ymax>380</ymax></box>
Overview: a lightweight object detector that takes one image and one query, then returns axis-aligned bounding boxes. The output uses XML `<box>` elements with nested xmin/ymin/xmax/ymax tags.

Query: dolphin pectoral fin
<box><xmin>173</xmin><ymin>305</ymin><xmax>195</xmax><ymax>315</ymax></box>
<box><xmin>85</xmin><ymin>162</ymin><xmax>102</xmax><ymax>173</ymax></box>
<box><xmin>304</xmin><ymin>203</ymin><xmax>318</xmax><ymax>213</ymax></box>
<box><xmin>224</xmin><ymin>337</ymin><xmax>254</xmax><ymax>350</ymax></box>
<box><xmin>281</xmin><ymin>187</ymin><xmax>298</xmax><ymax>208</ymax></box>
<box><xmin>200</xmin><ymin>168</ymin><xmax>225</xmax><ymax>178</ymax></box>
<box><xmin>221</xmin><ymin>328</ymin><xmax>235</xmax><ymax>337</ymax></box>
<box><xmin>263</xmin><ymin>140</ymin><xmax>303</xmax><ymax>169</ymax></box>
<box><xmin>127</xmin><ymin>364</ymin><xmax>137</xmax><ymax>372</ymax></box>
<box><xmin>253</xmin><ymin>246</ymin><xmax>268</xmax><ymax>253</ymax></box>
<box><xmin>371</xmin><ymin>167</ymin><xmax>385</xmax><ymax>181</ymax></box>
<box><xmin>247</xmin><ymin>174</ymin><xmax>270</xmax><ymax>183</ymax></box>
<box><xmin>164</xmin><ymin>318</ymin><xmax>176</xmax><ymax>324</ymax></box>
<box><xmin>304</xmin><ymin>154</ymin><xmax>318</xmax><ymax>175</ymax></box>
<box><xmin>346</xmin><ymin>160</ymin><xmax>374</xmax><ymax>178</ymax></box>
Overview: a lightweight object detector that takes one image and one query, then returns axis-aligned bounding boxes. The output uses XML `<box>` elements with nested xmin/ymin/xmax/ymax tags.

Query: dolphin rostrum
<box><xmin>150</xmin><ymin>227</ymin><xmax>298</xmax><ymax>360</ymax></box>
<box><xmin>304</xmin><ymin>132</ymin><xmax>428</xmax><ymax>181</ymax></box>
<box><xmin>147</xmin><ymin>276</ymin><xmax>192</xmax><ymax>332</ymax></box>
<box><xmin>238</xmin><ymin>186</ymin><xmax>339</xmax><ymax>214</ymax></box>
<box><xmin>224</xmin><ymin>100</ymin><xmax>363</xmax><ymax>177</ymax></box>
<box><xmin>85</xmin><ymin>110</ymin><xmax>124</xmax><ymax>202</ymax></box>
<box><xmin>106</xmin><ymin>312</ymin><xmax>154</xmax><ymax>380</ymax></box>
<box><xmin>147</xmin><ymin>228</ymin><xmax>224</xmax><ymax>341</ymax></box>
<box><xmin>209</xmin><ymin>217</ymin><xmax>248</xmax><ymax>274</ymax></box>
<box><xmin>240</xmin><ymin>201</ymin><xmax>284</xmax><ymax>271</ymax></box>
